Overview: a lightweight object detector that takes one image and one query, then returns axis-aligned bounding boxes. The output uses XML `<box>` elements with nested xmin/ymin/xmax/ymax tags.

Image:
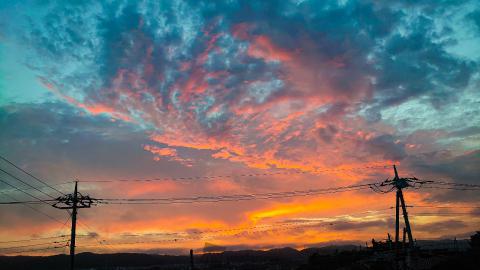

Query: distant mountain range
<box><xmin>0</xmin><ymin>245</ymin><xmax>361</xmax><ymax>270</ymax></box>
<box><xmin>0</xmin><ymin>242</ymin><xmax>474</xmax><ymax>270</ymax></box>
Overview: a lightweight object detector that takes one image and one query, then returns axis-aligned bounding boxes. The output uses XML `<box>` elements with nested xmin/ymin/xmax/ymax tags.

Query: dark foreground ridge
<box><xmin>1</xmin><ymin>239</ymin><xmax>480</xmax><ymax>270</ymax></box>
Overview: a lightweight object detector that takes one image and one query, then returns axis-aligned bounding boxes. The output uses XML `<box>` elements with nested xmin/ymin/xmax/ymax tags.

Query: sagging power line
<box><xmin>0</xmin><ymin>155</ymin><xmax>67</xmax><ymax>196</ymax></box>
<box><xmin>0</xmin><ymin>181</ymin><xmax>75</xmax><ymax>196</ymax></box>
<box><xmin>3</xmin><ymin>180</ymin><xmax>477</xmax><ymax>207</ymax></box>
<box><xmin>0</xmin><ymin>241</ymin><xmax>68</xmax><ymax>251</ymax></box>
<box><xmin>0</xmin><ymin>245</ymin><xmax>68</xmax><ymax>255</ymax></box>
<box><xmin>78</xmin><ymin>164</ymin><xmax>390</xmax><ymax>183</ymax></box>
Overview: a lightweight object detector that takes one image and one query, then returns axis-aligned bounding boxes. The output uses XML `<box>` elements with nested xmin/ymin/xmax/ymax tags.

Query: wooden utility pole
<box><xmin>53</xmin><ymin>181</ymin><xmax>94</xmax><ymax>270</ymax></box>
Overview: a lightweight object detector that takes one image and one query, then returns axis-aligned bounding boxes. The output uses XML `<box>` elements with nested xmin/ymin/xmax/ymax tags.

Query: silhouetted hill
<box><xmin>0</xmin><ymin>242</ymin><xmax>478</xmax><ymax>270</ymax></box>
<box><xmin>0</xmin><ymin>252</ymin><xmax>191</xmax><ymax>270</ymax></box>
<box><xmin>0</xmin><ymin>247</ymin><xmax>361</xmax><ymax>270</ymax></box>
<box><xmin>301</xmin><ymin>244</ymin><xmax>360</xmax><ymax>256</ymax></box>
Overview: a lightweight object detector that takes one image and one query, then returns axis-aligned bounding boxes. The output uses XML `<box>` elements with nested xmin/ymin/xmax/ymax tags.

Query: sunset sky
<box><xmin>0</xmin><ymin>0</ymin><xmax>479</xmax><ymax>255</ymax></box>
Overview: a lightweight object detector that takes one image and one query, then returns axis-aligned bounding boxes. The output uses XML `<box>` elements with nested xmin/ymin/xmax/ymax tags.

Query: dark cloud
<box><xmin>406</xmin><ymin>150</ymin><xmax>480</xmax><ymax>202</ymax></box>
<box><xmin>439</xmin><ymin>230</ymin><xmax>477</xmax><ymax>240</ymax></box>
<box><xmin>87</xmin><ymin>232</ymin><xmax>100</xmax><ymax>239</ymax></box>
<box><xmin>330</xmin><ymin>219</ymin><xmax>388</xmax><ymax>231</ymax></box>
<box><xmin>416</xmin><ymin>220</ymin><xmax>467</xmax><ymax>232</ymax></box>
<box><xmin>408</xmin><ymin>150</ymin><xmax>480</xmax><ymax>184</ymax></box>
<box><xmin>364</xmin><ymin>134</ymin><xmax>407</xmax><ymax>161</ymax></box>
<box><xmin>283</xmin><ymin>218</ymin><xmax>391</xmax><ymax>232</ymax></box>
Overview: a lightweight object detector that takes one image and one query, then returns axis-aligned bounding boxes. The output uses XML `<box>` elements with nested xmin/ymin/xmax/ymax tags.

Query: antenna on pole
<box><xmin>52</xmin><ymin>181</ymin><xmax>96</xmax><ymax>270</ymax></box>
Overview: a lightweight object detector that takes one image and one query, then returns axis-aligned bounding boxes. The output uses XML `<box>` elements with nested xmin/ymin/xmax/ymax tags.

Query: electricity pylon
<box><xmin>52</xmin><ymin>181</ymin><xmax>95</xmax><ymax>270</ymax></box>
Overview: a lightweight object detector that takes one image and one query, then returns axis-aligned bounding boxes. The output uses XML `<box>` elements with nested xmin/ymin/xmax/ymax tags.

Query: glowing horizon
<box><xmin>0</xmin><ymin>0</ymin><xmax>479</xmax><ymax>256</ymax></box>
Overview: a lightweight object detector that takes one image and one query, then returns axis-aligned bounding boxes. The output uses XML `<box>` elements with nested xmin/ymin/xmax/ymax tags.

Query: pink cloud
<box><xmin>39</xmin><ymin>77</ymin><xmax>132</xmax><ymax>122</ymax></box>
<box><xmin>143</xmin><ymin>144</ymin><xmax>193</xmax><ymax>167</ymax></box>
<box><xmin>247</xmin><ymin>35</ymin><xmax>293</xmax><ymax>62</ymax></box>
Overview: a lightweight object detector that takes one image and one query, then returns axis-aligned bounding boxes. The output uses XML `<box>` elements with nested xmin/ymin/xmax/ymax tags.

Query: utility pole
<box><xmin>70</xmin><ymin>182</ymin><xmax>78</xmax><ymax>270</ymax></box>
<box><xmin>53</xmin><ymin>181</ymin><xmax>94</xmax><ymax>270</ymax></box>
<box><xmin>395</xmin><ymin>188</ymin><xmax>400</xmax><ymax>246</ymax></box>
<box><xmin>190</xmin><ymin>249</ymin><xmax>195</xmax><ymax>270</ymax></box>
<box><xmin>370</xmin><ymin>168</ymin><xmax>426</xmax><ymax>270</ymax></box>
<box><xmin>392</xmin><ymin>165</ymin><xmax>414</xmax><ymax>249</ymax></box>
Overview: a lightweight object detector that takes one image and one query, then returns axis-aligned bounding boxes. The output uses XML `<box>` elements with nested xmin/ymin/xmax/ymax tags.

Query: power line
<box><xmin>0</xmin><ymin>177</ymin><xmax>72</xmax><ymax>229</ymax></box>
<box><xmin>57</xmin><ymin>213</ymin><xmax>480</xmax><ymax>250</ymax></box>
<box><xmin>0</xmin><ymin>181</ymin><xmax>74</xmax><ymax>196</ymax></box>
<box><xmin>77</xmin><ymin>208</ymin><xmax>397</xmax><ymax>247</ymax></box>
<box><xmin>76</xmin><ymin>219</ymin><xmax>109</xmax><ymax>248</ymax></box>
<box><xmin>422</xmin><ymin>180</ymin><xmax>480</xmax><ymax>188</ymax></box>
<box><xmin>0</xmin><ymin>177</ymin><xmax>58</xmax><ymax>207</ymax></box>
<box><xmin>0</xmin><ymin>235</ymin><xmax>68</xmax><ymax>244</ymax></box>
<box><xmin>0</xmin><ymin>192</ymin><xmax>66</xmax><ymax>226</ymax></box>
<box><xmin>0</xmin><ymin>178</ymin><xmax>72</xmax><ymax>231</ymax></box>
<box><xmin>0</xmin><ymin>199</ymin><xmax>56</xmax><ymax>205</ymax></box>
<box><xmin>78</xmin><ymin>164</ymin><xmax>390</xmax><ymax>183</ymax></box>
<box><xmin>0</xmin><ymin>241</ymin><xmax>68</xmax><ymax>251</ymax></box>
<box><xmin>0</xmin><ymin>168</ymin><xmax>57</xmax><ymax>199</ymax></box>
<box><xmin>0</xmin><ymin>245</ymin><xmax>67</xmax><ymax>255</ymax></box>
<box><xmin>3</xmin><ymin>180</ymin><xmax>479</xmax><ymax>206</ymax></box>
<box><xmin>1</xmin><ymin>183</ymin><xmax>374</xmax><ymax>206</ymax></box>
<box><xmin>417</xmin><ymin>186</ymin><xmax>480</xmax><ymax>191</ymax></box>
<box><xmin>0</xmin><ymin>155</ymin><xmax>67</xmax><ymax>196</ymax></box>
<box><xmin>77</xmin><ymin>220</ymin><xmax>96</xmax><ymax>233</ymax></box>
<box><xmin>368</xmin><ymin>178</ymin><xmax>480</xmax><ymax>193</ymax></box>
<box><xmin>0</xmin><ymin>234</ymin><xmax>91</xmax><ymax>245</ymax></box>
<box><xmin>78</xmin><ymin>211</ymin><xmax>480</xmax><ymax>248</ymax></box>
<box><xmin>80</xmin><ymin>221</ymin><xmax>335</xmax><ymax>247</ymax></box>
<box><xmin>411</xmin><ymin>212</ymin><xmax>478</xmax><ymax>217</ymax></box>
<box><xmin>407</xmin><ymin>205</ymin><xmax>480</xmax><ymax>209</ymax></box>
<box><xmin>95</xmin><ymin>183</ymin><xmax>375</xmax><ymax>205</ymax></box>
